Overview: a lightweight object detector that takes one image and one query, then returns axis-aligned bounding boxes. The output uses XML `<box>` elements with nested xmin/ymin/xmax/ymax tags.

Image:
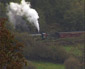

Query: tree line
<box><xmin>0</xmin><ymin>0</ymin><xmax>84</xmax><ymax>33</ymax></box>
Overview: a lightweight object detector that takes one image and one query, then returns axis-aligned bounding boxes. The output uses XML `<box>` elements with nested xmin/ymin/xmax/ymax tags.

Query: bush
<box><xmin>14</xmin><ymin>32</ymin><xmax>69</xmax><ymax>63</ymax></box>
<box><xmin>64</xmin><ymin>57</ymin><xmax>81</xmax><ymax>69</ymax></box>
<box><xmin>29</xmin><ymin>43</ymin><xmax>69</xmax><ymax>63</ymax></box>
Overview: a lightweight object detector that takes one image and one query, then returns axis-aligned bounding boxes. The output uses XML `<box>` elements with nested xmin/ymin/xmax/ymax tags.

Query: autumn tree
<box><xmin>0</xmin><ymin>18</ymin><xmax>27</xmax><ymax>69</ymax></box>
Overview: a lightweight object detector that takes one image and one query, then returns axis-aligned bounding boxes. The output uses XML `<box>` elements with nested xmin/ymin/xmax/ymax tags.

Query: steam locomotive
<box><xmin>30</xmin><ymin>31</ymin><xmax>85</xmax><ymax>39</ymax></box>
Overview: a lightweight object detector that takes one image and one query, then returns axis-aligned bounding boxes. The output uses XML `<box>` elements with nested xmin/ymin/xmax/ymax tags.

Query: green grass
<box><xmin>63</xmin><ymin>46</ymin><xmax>73</xmax><ymax>52</ymax></box>
<box><xmin>31</xmin><ymin>61</ymin><xmax>65</xmax><ymax>69</ymax></box>
<box><xmin>63</xmin><ymin>44</ymin><xmax>84</xmax><ymax>56</ymax></box>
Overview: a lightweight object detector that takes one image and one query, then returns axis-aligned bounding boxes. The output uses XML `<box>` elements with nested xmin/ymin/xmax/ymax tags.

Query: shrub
<box><xmin>29</xmin><ymin>43</ymin><xmax>69</xmax><ymax>63</ymax></box>
<box><xmin>14</xmin><ymin>32</ymin><xmax>69</xmax><ymax>63</ymax></box>
<box><xmin>64</xmin><ymin>57</ymin><xmax>81</xmax><ymax>69</ymax></box>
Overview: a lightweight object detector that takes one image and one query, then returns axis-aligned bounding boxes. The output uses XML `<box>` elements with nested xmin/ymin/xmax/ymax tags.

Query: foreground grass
<box><xmin>31</xmin><ymin>61</ymin><xmax>65</xmax><ymax>69</ymax></box>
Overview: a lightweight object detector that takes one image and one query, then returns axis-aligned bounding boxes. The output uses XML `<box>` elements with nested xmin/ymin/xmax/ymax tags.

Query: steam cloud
<box><xmin>7</xmin><ymin>0</ymin><xmax>40</xmax><ymax>32</ymax></box>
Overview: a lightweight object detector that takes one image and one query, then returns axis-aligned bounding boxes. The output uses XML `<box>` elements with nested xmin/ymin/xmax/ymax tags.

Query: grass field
<box><xmin>63</xmin><ymin>43</ymin><xmax>84</xmax><ymax>56</ymax></box>
<box><xmin>31</xmin><ymin>61</ymin><xmax>65</xmax><ymax>69</ymax></box>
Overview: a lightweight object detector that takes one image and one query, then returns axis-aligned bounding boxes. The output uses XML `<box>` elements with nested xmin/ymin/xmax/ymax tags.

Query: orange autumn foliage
<box><xmin>0</xmin><ymin>18</ymin><xmax>27</xmax><ymax>69</ymax></box>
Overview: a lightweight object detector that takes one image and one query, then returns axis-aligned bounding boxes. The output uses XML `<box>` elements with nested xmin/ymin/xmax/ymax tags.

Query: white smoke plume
<box><xmin>7</xmin><ymin>0</ymin><xmax>40</xmax><ymax>32</ymax></box>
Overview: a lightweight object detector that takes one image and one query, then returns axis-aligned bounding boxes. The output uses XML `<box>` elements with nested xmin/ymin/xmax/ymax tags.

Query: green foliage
<box><xmin>30</xmin><ymin>0</ymin><xmax>84</xmax><ymax>32</ymax></box>
<box><xmin>14</xmin><ymin>31</ymin><xmax>84</xmax><ymax>64</ymax></box>
<box><xmin>1</xmin><ymin>0</ymin><xmax>84</xmax><ymax>32</ymax></box>
<box><xmin>63</xmin><ymin>0</ymin><xmax>84</xmax><ymax>31</ymax></box>
<box><xmin>14</xmin><ymin>32</ymin><xmax>69</xmax><ymax>63</ymax></box>
<box><xmin>0</xmin><ymin>2</ymin><xmax>6</xmax><ymax>18</ymax></box>
<box><xmin>0</xmin><ymin>0</ymin><xmax>21</xmax><ymax>4</ymax></box>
